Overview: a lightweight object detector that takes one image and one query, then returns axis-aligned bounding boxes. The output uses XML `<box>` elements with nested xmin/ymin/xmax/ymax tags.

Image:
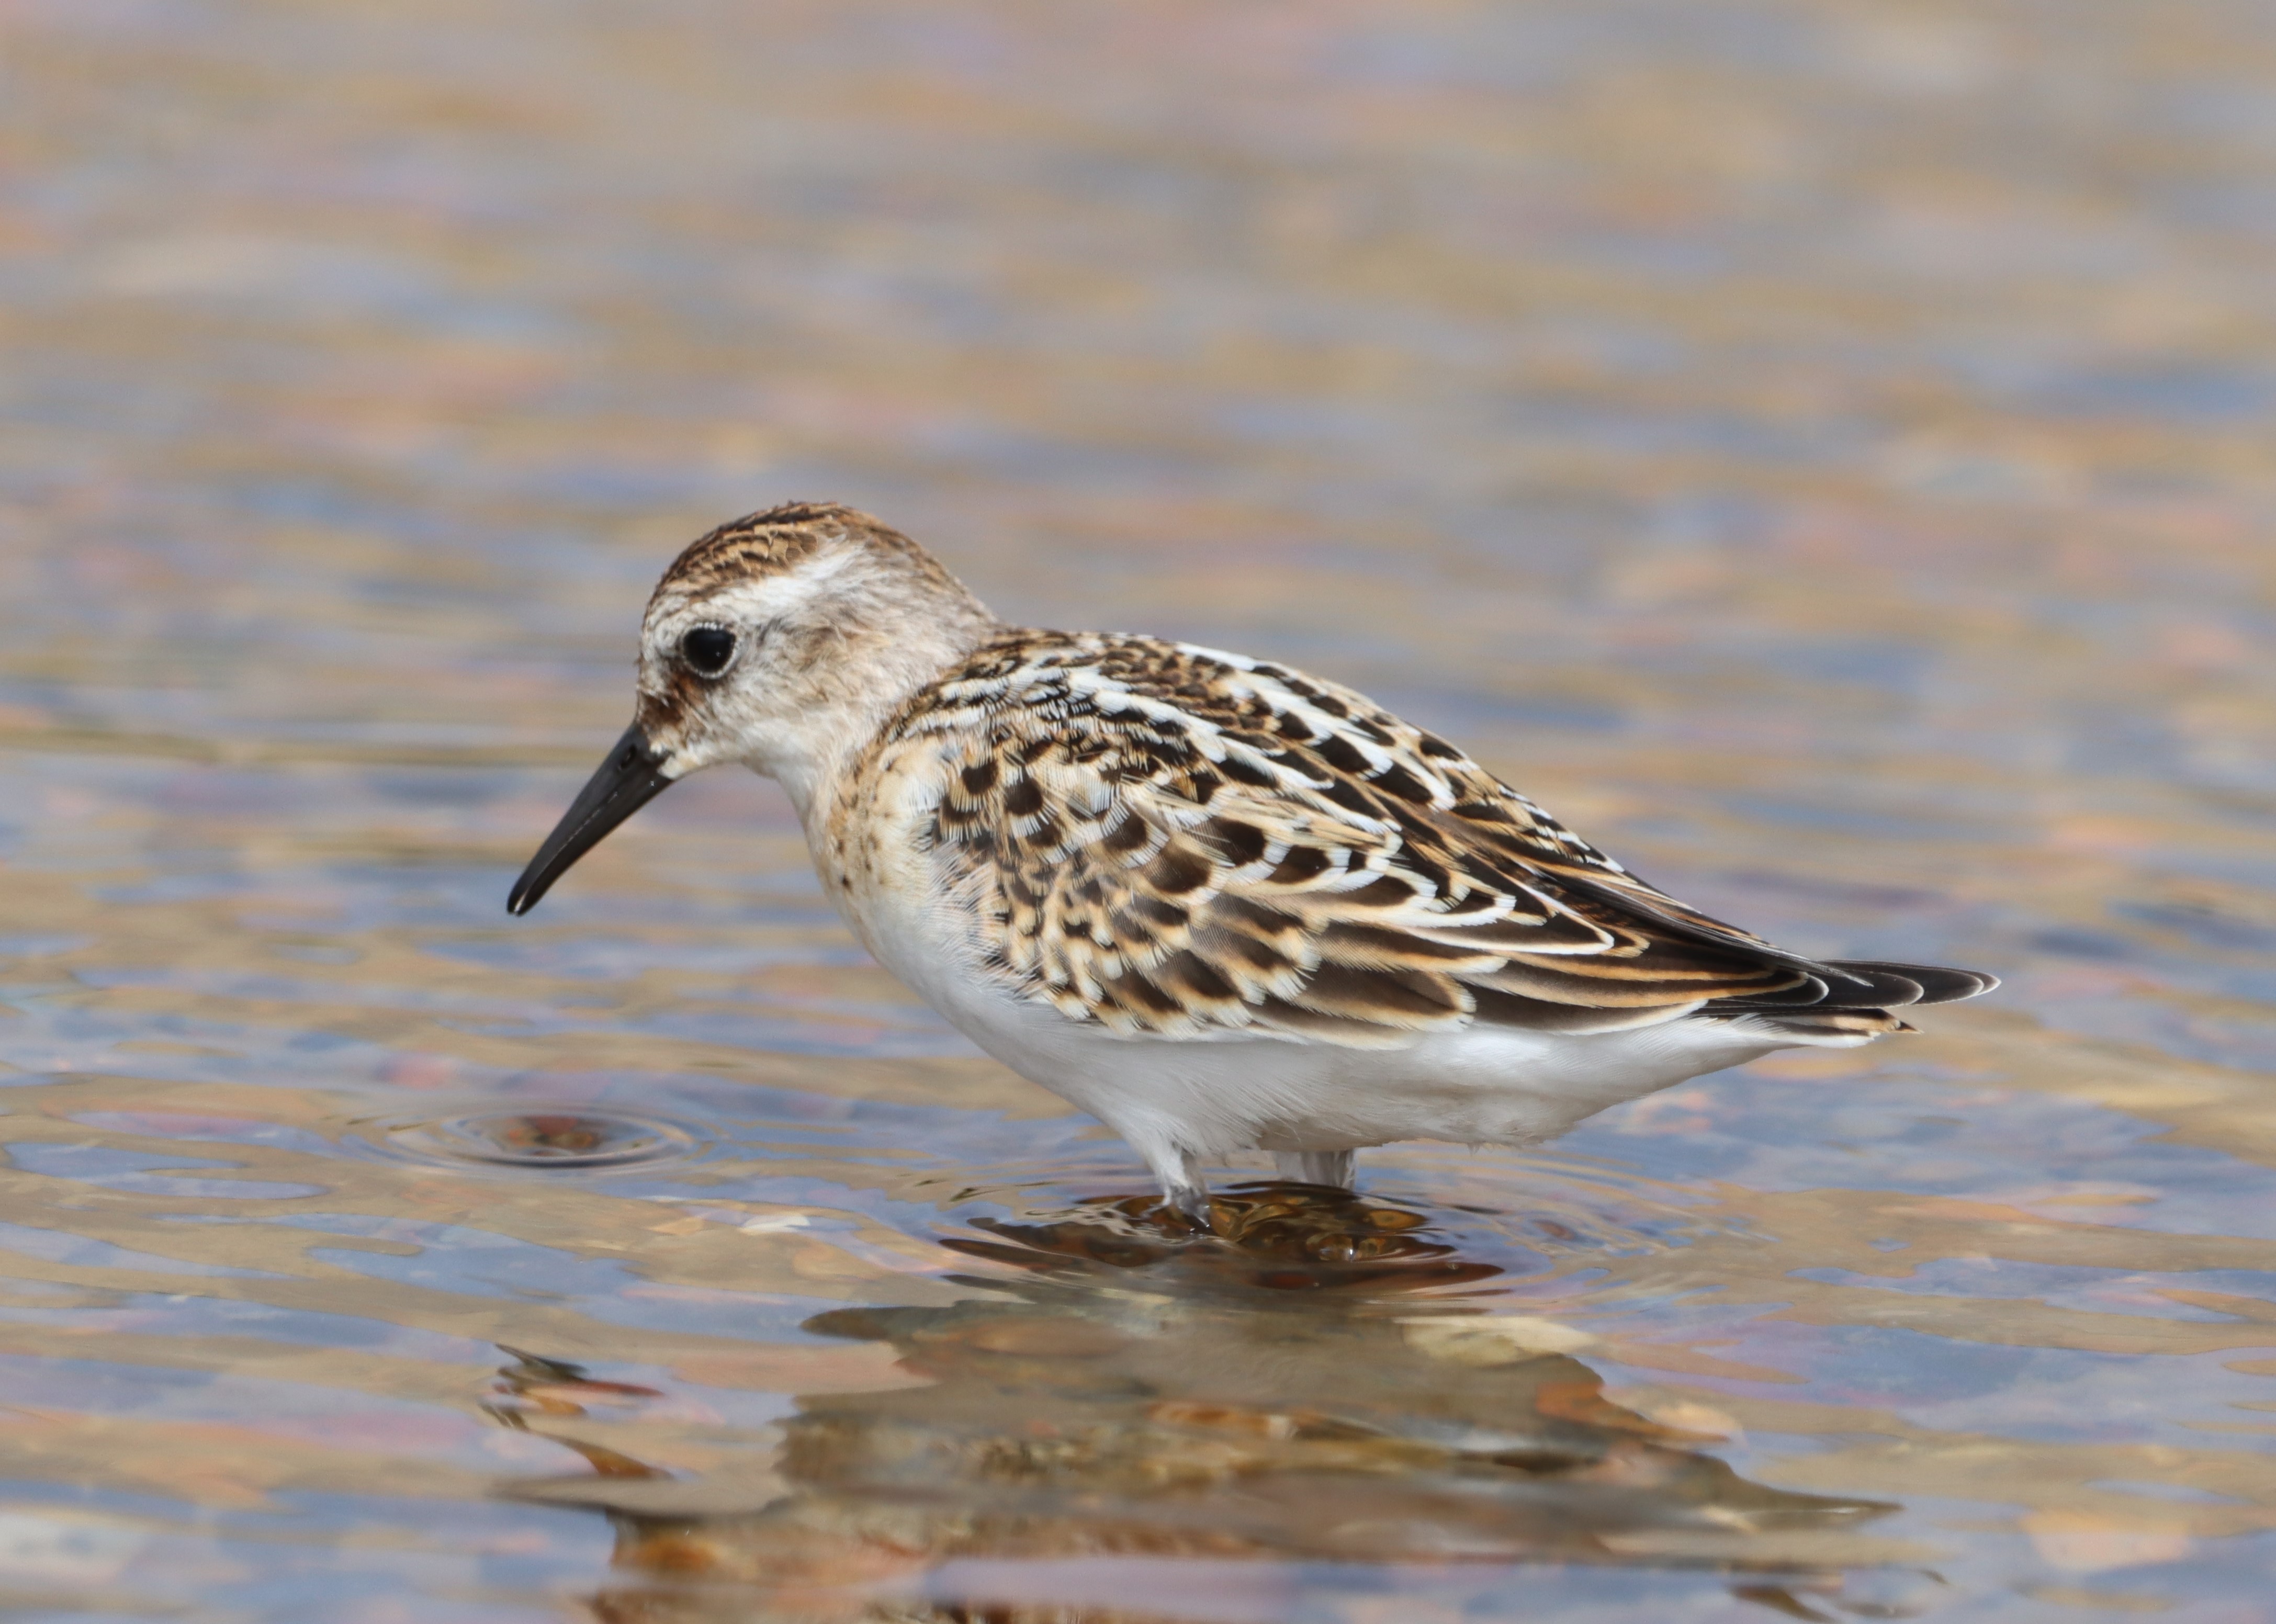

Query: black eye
<box><xmin>680</xmin><ymin>625</ymin><xmax>738</xmax><ymax>678</ymax></box>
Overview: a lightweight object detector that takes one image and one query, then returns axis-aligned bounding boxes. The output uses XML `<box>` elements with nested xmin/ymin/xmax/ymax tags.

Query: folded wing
<box><xmin>885</xmin><ymin>633</ymin><xmax>1996</xmax><ymax>1050</ymax></box>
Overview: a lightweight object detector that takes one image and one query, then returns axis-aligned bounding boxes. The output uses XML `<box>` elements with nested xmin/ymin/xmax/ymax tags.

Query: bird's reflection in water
<box><xmin>498</xmin><ymin>1185</ymin><xmax>1918</xmax><ymax>1623</ymax></box>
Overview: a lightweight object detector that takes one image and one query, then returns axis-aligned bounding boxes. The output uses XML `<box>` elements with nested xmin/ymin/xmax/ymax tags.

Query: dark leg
<box><xmin>1274</xmin><ymin>1150</ymin><xmax>1355</xmax><ymax>1189</ymax></box>
<box><xmin>1146</xmin><ymin>1143</ymin><xmax>1211</xmax><ymax>1222</ymax></box>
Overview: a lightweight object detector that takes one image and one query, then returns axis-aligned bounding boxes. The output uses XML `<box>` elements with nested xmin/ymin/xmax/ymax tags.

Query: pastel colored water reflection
<box><xmin>5</xmin><ymin>0</ymin><xmax>2276</xmax><ymax>1618</ymax></box>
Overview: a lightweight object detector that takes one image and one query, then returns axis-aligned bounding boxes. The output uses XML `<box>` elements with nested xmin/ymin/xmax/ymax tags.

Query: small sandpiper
<box><xmin>509</xmin><ymin>503</ymin><xmax>1995</xmax><ymax>1215</ymax></box>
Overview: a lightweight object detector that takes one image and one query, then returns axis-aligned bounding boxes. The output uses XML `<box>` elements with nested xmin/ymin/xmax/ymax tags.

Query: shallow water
<box><xmin>5</xmin><ymin>0</ymin><xmax>2276</xmax><ymax>1618</ymax></box>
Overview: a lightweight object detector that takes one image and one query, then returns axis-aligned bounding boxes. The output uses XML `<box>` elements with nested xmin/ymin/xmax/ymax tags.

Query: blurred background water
<box><xmin>5</xmin><ymin>0</ymin><xmax>2276</xmax><ymax>1618</ymax></box>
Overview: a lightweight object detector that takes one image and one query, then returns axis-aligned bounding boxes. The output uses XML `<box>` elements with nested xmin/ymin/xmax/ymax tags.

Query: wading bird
<box><xmin>510</xmin><ymin>504</ymin><xmax>1994</xmax><ymax>1216</ymax></box>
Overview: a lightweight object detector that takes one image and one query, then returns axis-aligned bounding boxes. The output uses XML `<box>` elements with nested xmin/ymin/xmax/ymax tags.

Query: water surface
<box><xmin>5</xmin><ymin>1</ymin><xmax>2276</xmax><ymax>1618</ymax></box>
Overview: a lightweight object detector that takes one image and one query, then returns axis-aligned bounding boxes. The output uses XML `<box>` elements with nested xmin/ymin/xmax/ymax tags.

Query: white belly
<box><xmin>830</xmin><ymin>845</ymin><xmax>1811</xmax><ymax>1175</ymax></box>
<box><xmin>942</xmin><ymin>982</ymin><xmax>1788</xmax><ymax>1153</ymax></box>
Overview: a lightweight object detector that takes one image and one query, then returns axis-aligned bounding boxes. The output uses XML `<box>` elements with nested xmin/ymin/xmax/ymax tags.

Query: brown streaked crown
<box><xmin>650</xmin><ymin>501</ymin><xmax>972</xmax><ymax>605</ymax></box>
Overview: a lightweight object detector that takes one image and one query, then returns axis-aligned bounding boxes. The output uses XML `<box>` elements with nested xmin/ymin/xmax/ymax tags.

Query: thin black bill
<box><xmin>506</xmin><ymin>725</ymin><xmax>678</xmax><ymax>915</ymax></box>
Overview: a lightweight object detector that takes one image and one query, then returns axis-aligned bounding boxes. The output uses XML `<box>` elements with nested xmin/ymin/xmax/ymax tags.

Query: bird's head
<box><xmin>508</xmin><ymin>501</ymin><xmax>994</xmax><ymax>914</ymax></box>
